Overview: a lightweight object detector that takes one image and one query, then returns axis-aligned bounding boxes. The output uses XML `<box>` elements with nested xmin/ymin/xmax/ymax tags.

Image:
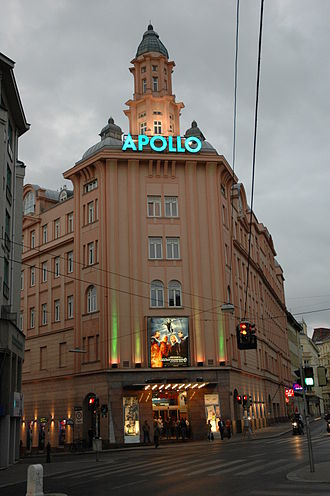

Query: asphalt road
<box><xmin>1</xmin><ymin>421</ymin><xmax>329</xmax><ymax>496</ymax></box>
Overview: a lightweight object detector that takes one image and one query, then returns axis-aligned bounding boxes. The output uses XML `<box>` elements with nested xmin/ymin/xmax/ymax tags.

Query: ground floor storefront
<box><xmin>20</xmin><ymin>367</ymin><xmax>289</xmax><ymax>451</ymax></box>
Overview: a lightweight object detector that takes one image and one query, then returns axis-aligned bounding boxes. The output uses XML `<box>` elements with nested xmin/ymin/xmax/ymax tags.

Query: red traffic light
<box><xmin>236</xmin><ymin>395</ymin><xmax>242</xmax><ymax>404</ymax></box>
<box><xmin>88</xmin><ymin>397</ymin><xmax>95</xmax><ymax>406</ymax></box>
<box><xmin>239</xmin><ymin>323</ymin><xmax>248</xmax><ymax>335</ymax></box>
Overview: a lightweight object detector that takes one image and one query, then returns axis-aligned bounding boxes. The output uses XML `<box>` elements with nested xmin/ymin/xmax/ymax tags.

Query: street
<box><xmin>1</xmin><ymin>421</ymin><xmax>329</xmax><ymax>496</ymax></box>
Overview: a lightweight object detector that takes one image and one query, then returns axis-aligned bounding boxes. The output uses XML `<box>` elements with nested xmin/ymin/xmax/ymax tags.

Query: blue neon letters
<box><xmin>122</xmin><ymin>134</ymin><xmax>202</xmax><ymax>153</ymax></box>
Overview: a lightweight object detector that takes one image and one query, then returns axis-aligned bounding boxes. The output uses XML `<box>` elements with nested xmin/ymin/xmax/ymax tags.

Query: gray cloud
<box><xmin>1</xmin><ymin>0</ymin><xmax>330</xmax><ymax>334</ymax></box>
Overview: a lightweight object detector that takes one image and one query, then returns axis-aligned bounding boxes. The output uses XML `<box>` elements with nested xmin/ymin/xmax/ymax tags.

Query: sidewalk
<box><xmin>287</xmin><ymin>462</ymin><xmax>330</xmax><ymax>484</ymax></box>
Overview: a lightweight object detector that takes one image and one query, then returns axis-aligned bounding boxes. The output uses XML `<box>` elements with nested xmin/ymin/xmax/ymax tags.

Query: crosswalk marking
<box><xmin>239</xmin><ymin>458</ymin><xmax>287</xmax><ymax>475</ymax></box>
<box><xmin>263</xmin><ymin>461</ymin><xmax>299</xmax><ymax>474</ymax></box>
<box><xmin>136</xmin><ymin>457</ymin><xmax>226</xmax><ymax>477</ymax></box>
<box><xmin>190</xmin><ymin>459</ymin><xmax>245</xmax><ymax>476</ymax></box>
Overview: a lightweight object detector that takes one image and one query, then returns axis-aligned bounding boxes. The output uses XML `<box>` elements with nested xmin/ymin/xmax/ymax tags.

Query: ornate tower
<box><xmin>124</xmin><ymin>24</ymin><xmax>184</xmax><ymax>137</ymax></box>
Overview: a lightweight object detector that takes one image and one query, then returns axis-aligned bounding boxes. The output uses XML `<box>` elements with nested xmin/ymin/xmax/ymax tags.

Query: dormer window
<box><xmin>24</xmin><ymin>191</ymin><xmax>35</xmax><ymax>215</ymax></box>
<box><xmin>141</xmin><ymin>66</ymin><xmax>146</xmax><ymax>73</ymax></box>
<box><xmin>59</xmin><ymin>189</ymin><xmax>67</xmax><ymax>202</ymax></box>
<box><xmin>152</xmin><ymin>65</ymin><xmax>158</xmax><ymax>71</ymax></box>
<box><xmin>152</xmin><ymin>77</ymin><xmax>158</xmax><ymax>91</ymax></box>
<box><xmin>142</xmin><ymin>79</ymin><xmax>147</xmax><ymax>93</ymax></box>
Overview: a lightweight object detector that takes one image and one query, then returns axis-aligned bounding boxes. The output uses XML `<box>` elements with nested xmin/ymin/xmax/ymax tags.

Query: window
<box><xmin>150</xmin><ymin>280</ymin><xmax>164</xmax><ymax>307</ymax></box>
<box><xmin>67</xmin><ymin>251</ymin><xmax>73</xmax><ymax>273</ymax></box>
<box><xmin>154</xmin><ymin>121</ymin><xmax>162</xmax><ymax>134</ymax></box>
<box><xmin>168</xmin><ymin>280</ymin><xmax>182</xmax><ymax>307</ymax></box>
<box><xmin>141</xmin><ymin>66</ymin><xmax>146</xmax><ymax>73</ymax></box>
<box><xmin>54</xmin><ymin>218</ymin><xmax>60</xmax><ymax>239</ymax></box>
<box><xmin>67</xmin><ymin>212</ymin><xmax>74</xmax><ymax>233</ymax></box>
<box><xmin>152</xmin><ymin>65</ymin><xmax>158</xmax><ymax>71</ymax></box>
<box><xmin>67</xmin><ymin>295</ymin><xmax>74</xmax><ymax>319</ymax></box>
<box><xmin>41</xmin><ymin>303</ymin><xmax>47</xmax><ymax>325</ymax></box>
<box><xmin>24</xmin><ymin>191</ymin><xmax>35</xmax><ymax>215</ymax></box>
<box><xmin>142</xmin><ymin>78</ymin><xmax>147</xmax><ymax>93</ymax></box>
<box><xmin>166</xmin><ymin>237</ymin><xmax>180</xmax><ymax>259</ymax></box>
<box><xmin>3</xmin><ymin>258</ymin><xmax>9</xmax><ymax>293</ymax></box>
<box><xmin>8</xmin><ymin>121</ymin><xmax>13</xmax><ymax>148</ymax></box>
<box><xmin>165</xmin><ymin>196</ymin><xmax>178</xmax><ymax>217</ymax></box>
<box><xmin>6</xmin><ymin>164</ymin><xmax>12</xmax><ymax>192</ymax></box>
<box><xmin>152</xmin><ymin>77</ymin><xmax>158</xmax><ymax>91</ymax></box>
<box><xmin>54</xmin><ymin>299</ymin><xmax>60</xmax><ymax>322</ymax></box>
<box><xmin>30</xmin><ymin>230</ymin><xmax>35</xmax><ymax>249</ymax></box>
<box><xmin>84</xmin><ymin>180</ymin><xmax>98</xmax><ymax>193</ymax></box>
<box><xmin>164</xmin><ymin>79</ymin><xmax>167</xmax><ymax>90</ymax></box>
<box><xmin>88</xmin><ymin>202</ymin><xmax>94</xmax><ymax>223</ymax></box>
<box><xmin>30</xmin><ymin>307</ymin><xmax>35</xmax><ymax>328</ymax></box>
<box><xmin>30</xmin><ymin>266</ymin><xmax>35</xmax><ymax>286</ymax></box>
<box><xmin>87</xmin><ymin>286</ymin><xmax>97</xmax><ymax>313</ymax></box>
<box><xmin>147</xmin><ymin>196</ymin><xmax>161</xmax><ymax>217</ymax></box>
<box><xmin>149</xmin><ymin>237</ymin><xmax>162</xmax><ymax>259</ymax></box>
<box><xmin>19</xmin><ymin>313</ymin><xmax>23</xmax><ymax>332</ymax></box>
<box><xmin>140</xmin><ymin>122</ymin><xmax>147</xmax><ymax>134</ymax></box>
<box><xmin>40</xmin><ymin>346</ymin><xmax>47</xmax><ymax>371</ymax></box>
<box><xmin>164</xmin><ymin>67</ymin><xmax>167</xmax><ymax>75</ymax></box>
<box><xmin>153</xmin><ymin>111</ymin><xmax>162</xmax><ymax>115</ymax></box>
<box><xmin>59</xmin><ymin>342</ymin><xmax>67</xmax><ymax>368</ymax></box>
<box><xmin>21</xmin><ymin>271</ymin><xmax>24</xmax><ymax>290</ymax></box>
<box><xmin>42</xmin><ymin>262</ymin><xmax>47</xmax><ymax>282</ymax></box>
<box><xmin>42</xmin><ymin>225</ymin><xmax>48</xmax><ymax>244</ymax></box>
<box><xmin>88</xmin><ymin>242</ymin><xmax>95</xmax><ymax>265</ymax></box>
<box><xmin>5</xmin><ymin>210</ymin><xmax>10</xmax><ymax>238</ymax></box>
<box><xmin>54</xmin><ymin>257</ymin><xmax>60</xmax><ymax>278</ymax></box>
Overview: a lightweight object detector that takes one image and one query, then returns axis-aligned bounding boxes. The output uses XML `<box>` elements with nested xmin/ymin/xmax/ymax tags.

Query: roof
<box><xmin>136</xmin><ymin>24</ymin><xmax>169</xmax><ymax>58</ymax></box>
<box><xmin>0</xmin><ymin>52</ymin><xmax>30</xmax><ymax>136</ymax></box>
<box><xmin>312</xmin><ymin>328</ymin><xmax>330</xmax><ymax>343</ymax></box>
<box><xmin>29</xmin><ymin>184</ymin><xmax>73</xmax><ymax>202</ymax></box>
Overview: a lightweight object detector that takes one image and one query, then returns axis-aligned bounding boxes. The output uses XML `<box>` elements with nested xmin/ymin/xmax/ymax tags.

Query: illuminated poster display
<box><xmin>148</xmin><ymin>317</ymin><xmax>189</xmax><ymax>368</ymax></box>
<box><xmin>123</xmin><ymin>397</ymin><xmax>140</xmax><ymax>443</ymax></box>
<box><xmin>204</xmin><ymin>394</ymin><xmax>221</xmax><ymax>436</ymax></box>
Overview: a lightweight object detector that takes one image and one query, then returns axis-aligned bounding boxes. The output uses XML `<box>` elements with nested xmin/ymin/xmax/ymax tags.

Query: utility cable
<box><xmin>244</xmin><ymin>0</ymin><xmax>265</xmax><ymax>319</ymax></box>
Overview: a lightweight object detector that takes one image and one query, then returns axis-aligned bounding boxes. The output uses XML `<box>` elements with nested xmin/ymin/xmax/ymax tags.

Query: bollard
<box><xmin>92</xmin><ymin>437</ymin><xmax>102</xmax><ymax>462</ymax></box>
<box><xmin>26</xmin><ymin>464</ymin><xmax>44</xmax><ymax>496</ymax></box>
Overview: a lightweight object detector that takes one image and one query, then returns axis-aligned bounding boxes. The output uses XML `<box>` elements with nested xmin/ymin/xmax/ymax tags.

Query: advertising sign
<box><xmin>123</xmin><ymin>397</ymin><xmax>140</xmax><ymax>444</ymax></box>
<box><xmin>293</xmin><ymin>383</ymin><xmax>303</xmax><ymax>392</ymax></box>
<box><xmin>147</xmin><ymin>317</ymin><xmax>189</xmax><ymax>368</ymax></box>
<box><xmin>204</xmin><ymin>394</ymin><xmax>221</xmax><ymax>436</ymax></box>
<box><xmin>285</xmin><ymin>388</ymin><xmax>294</xmax><ymax>398</ymax></box>
<box><xmin>122</xmin><ymin>134</ymin><xmax>202</xmax><ymax>153</ymax></box>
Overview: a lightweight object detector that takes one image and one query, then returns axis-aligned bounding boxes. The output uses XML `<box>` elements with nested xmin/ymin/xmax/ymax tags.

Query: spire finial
<box><xmin>148</xmin><ymin>21</ymin><xmax>153</xmax><ymax>31</ymax></box>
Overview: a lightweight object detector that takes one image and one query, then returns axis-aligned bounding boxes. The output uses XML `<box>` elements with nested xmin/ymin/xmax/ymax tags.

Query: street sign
<box><xmin>75</xmin><ymin>410</ymin><xmax>83</xmax><ymax>425</ymax></box>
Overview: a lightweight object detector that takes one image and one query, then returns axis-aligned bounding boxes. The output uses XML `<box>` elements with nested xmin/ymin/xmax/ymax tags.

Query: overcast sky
<box><xmin>1</xmin><ymin>0</ymin><xmax>330</xmax><ymax>335</ymax></box>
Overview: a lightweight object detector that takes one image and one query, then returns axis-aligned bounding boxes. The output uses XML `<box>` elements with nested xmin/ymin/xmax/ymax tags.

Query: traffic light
<box><xmin>303</xmin><ymin>367</ymin><xmax>314</xmax><ymax>386</ymax></box>
<box><xmin>236</xmin><ymin>321</ymin><xmax>257</xmax><ymax>350</ymax></box>
<box><xmin>236</xmin><ymin>395</ymin><xmax>242</xmax><ymax>404</ymax></box>
<box><xmin>87</xmin><ymin>393</ymin><xmax>97</xmax><ymax>411</ymax></box>
<box><xmin>242</xmin><ymin>395</ymin><xmax>248</xmax><ymax>407</ymax></box>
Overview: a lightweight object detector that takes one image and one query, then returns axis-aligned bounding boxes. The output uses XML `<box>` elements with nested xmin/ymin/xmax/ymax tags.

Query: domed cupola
<box><xmin>99</xmin><ymin>116</ymin><xmax>122</xmax><ymax>141</ymax></box>
<box><xmin>136</xmin><ymin>24</ymin><xmax>169</xmax><ymax>58</ymax></box>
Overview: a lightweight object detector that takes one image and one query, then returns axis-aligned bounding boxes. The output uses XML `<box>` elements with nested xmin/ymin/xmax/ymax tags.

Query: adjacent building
<box><xmin>312</xmin><ymin>328</ymin><xmax>330</xmax><ymax>414</ymax></box>
<box><xmin>286</xmin><ymin>312</ymin><xmax>304</xmax><ymax>415</ymax></box>
<box><xmin>0</xmin><ymin>53</ymin><xmax>29</xmax><ymax>467</ymax></box>
<box><xmin>20</xmin><ymin>25</ymin><xmax>291</xmax><ymax>449</ymax></box>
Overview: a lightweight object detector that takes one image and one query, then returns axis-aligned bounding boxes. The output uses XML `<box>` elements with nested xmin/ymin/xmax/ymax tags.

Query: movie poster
<box><xmin>123</xmin><ymin>397</ymin><xmax>140</xmax><ymax>443</ymax></box>
<box><xmin>148</xmin><ymin>317</ymin><xmax>189</xmax><ymax>368</ymax></box>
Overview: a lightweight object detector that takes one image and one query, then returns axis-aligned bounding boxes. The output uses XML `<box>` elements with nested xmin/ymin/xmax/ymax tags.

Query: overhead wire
<box><xmin>243</xmin><ymin>0</ymin><xmax>265</xmax><ymax>319</ymax></box>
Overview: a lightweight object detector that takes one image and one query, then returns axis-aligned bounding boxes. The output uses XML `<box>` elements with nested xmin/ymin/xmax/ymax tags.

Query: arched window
<box><xmin>168</xmin><ymin>280</ymin><xmax>182</xmax><ymax>307</ymax></box>
<box><xmin>24</xmin><ymin>191</ymin><xmax>35</xmax><ymax>215</ymax></box>
<box><xmin>150</xmin><ymin>280</ymin><xmax>164</xmax><ymax>307</ymax></box>
<box><xmin>87</xmin><ymin>286</ymin><xmax>97</xmax><ymax>313</ymax></box>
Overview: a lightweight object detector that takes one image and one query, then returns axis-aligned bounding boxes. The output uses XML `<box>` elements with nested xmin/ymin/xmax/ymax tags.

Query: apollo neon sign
<box><xmin>122</xmin><ymin>134</ymin><xmax>202</xmax><ymax>153</ymax></box>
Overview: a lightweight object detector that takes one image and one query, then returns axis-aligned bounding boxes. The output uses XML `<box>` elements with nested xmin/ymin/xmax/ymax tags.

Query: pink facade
<box><xmin>20</xmin><ymin>25</ymin><xmax>291</xmax><ymax>449</ymax></box>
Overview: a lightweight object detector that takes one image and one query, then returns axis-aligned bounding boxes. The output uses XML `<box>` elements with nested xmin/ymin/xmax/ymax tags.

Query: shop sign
<box><xmin>148</xmin><ymin>317</ymin><xmax>189</xmax><ymax>368</ymax></box>
<box><xmin>293</xmin><ymin>383</ymin><xmax>303</xmax><ymax>392</ymax></box>
<box><xmin>123</xmin><ymin>397</ymin><xmax>140</xmax><ymax>444</ymax></box>
<box><xmin>204</xmin><ymin>394</ymin><xmax>221</xmax><ymax>436</ymax></box>
<box><xmin>66</xmin><ymin>418</ymin><xmax>74</xmax><ymax>426</ymax></box>
<box><xmin>39</xmin><ymin>417</ymin><xmax>48</xmax><ymax>424</ymax></box>
<box><xmin>122</xmin><ymin>134</ymin><xmax>202</xmax><ymax>153</ymax></box>
<box><xmin>285</xmin><ymin>388</ymin><xmax>294</xmax><ymax>398</ymax></box>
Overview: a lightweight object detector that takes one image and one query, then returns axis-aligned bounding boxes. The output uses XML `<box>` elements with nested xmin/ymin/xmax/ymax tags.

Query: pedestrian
<box><xmin>46</xmin><ymin>442</ymin><xmax>51</xmax><ymax>463</ymax></box>
<box><xmin>225</xmin><ymin>418</ymin><xmax>232</xmax><ymax>439</ymax></box>
<box><xmin>180</xmin><ymin>418</ymin><xmax>187</xmax><ymax>440</ymax></box>
<box><xmin>164</xmin><ymin>418</ymin><xmax>170</xmax><ymax>439</ymax></box>
<box><xmin>185</xmin><ymin>418</ymin><xmax>190</xmax><ymax>439</ymax></box>
<box><xmin>142</xmin><ymin>420</ymin><xmax>151</xmax><ymax>443</ymax></box>
<box><xmin>154</xmin><ymin>421</ymin><xmax>161</xmax><ymax>448</ymax></box>
<box><xmin>242</xmin><ymin>416</ymin><xmax>252</xmax><ymax>439</ymax></box>
<box><xmin>218</xmin><ymin>418</ymin><xmax>225</xmax><ymax>440</ymax></box>
<box><xmin>207</xmin><ymin>420</ymin><xmax>214</xmax><ymax>441</ymax></box>
<box><xmin>175</xmin><ymin>419</ymin><xmax>180</xmax><ymax>440</ymax></box>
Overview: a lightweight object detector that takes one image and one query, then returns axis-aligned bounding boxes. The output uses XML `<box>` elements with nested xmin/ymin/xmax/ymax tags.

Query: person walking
<box><xmin>180</xmin><ymin>418</ymin><xmax>187</xmax><ymax>440</ymax></box>
<box><xmin>207</xmin><ymin>420</ymin><xmax>214</xmax><ymax>441</ymax></box>
<box><xmin>242</xmin><ymin>416</ymin><xmax>253</xmax><ymax>439</ymax></box>
<box><xmin>142</xmin><ymin>420</ymin><xmax>151</xmax><ymax>444</ymax></box>
<box><xmin>225</xmin><ymin>418</ymin><xmax>232</xmax><ymax>439</ymax></box>
<box><xmin>218</xmin><ymin>418</ymin><xmax>225</xmax><ymax>440</ymax></box>
<box><xmin>154</xmin><ymin>422</ymin><xmax>161</xmax><ymax>448</ymax></box>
